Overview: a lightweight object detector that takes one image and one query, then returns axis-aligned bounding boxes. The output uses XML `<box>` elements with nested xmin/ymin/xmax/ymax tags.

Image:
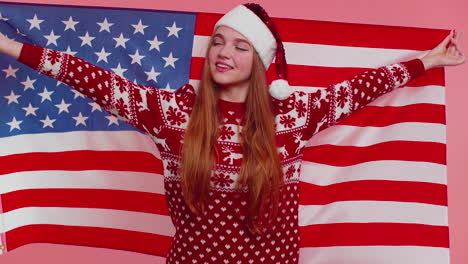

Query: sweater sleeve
<box><xmin>17</xmin><ymin>42</ymin><xmax>196</xmax><ymax>135</ymax></box>
<box><xmin>303</xmin><ymin>58</ymin><xmax>425</xmax><ymax>139</ymax></box>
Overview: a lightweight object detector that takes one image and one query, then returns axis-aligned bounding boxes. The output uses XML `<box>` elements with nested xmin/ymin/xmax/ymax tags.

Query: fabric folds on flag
<box><xmin>0</xmin><ymin>2</ymin><xmax>449</xmax><ymax>263</ymax></box>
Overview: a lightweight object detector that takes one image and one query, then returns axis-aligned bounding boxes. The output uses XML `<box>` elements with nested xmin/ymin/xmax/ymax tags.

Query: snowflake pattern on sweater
<box><xmin>18</xmin><ymin>42</ymin><xmax>425</xmax><ymax>264</ymax></box>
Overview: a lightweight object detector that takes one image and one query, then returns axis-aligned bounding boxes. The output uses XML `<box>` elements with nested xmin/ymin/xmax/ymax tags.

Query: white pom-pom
<box><xmin>269</xmin><ymin>79</ymin><xmax>294</xmax><ymax>100</ymax></box>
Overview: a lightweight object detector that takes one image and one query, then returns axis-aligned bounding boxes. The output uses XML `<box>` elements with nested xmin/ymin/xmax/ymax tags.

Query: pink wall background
<box><xmin>0</xmin><ymin>0</ymin><xmax>466</xmax><ymax>263</ymax></box>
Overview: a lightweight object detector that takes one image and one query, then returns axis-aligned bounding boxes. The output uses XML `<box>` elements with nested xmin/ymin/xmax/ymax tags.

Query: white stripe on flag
<box><xmin>0</xmin><ymin>171</ymin><xmax>164</xmax><ymax>195</ymax></box>
<box><xmin>299</xmin><ymin>160</ymin><xmax>447</xmax><ymax>185</ymax></box>
<box><xmin>368</xmin><ymin>85</ymin><xmax>445</xmax><ymax>107</ymax></box>
<box><xmin>1</xmin><ymin>207</ymin><xmax>175</xmax><ymax>236</ymax></box>
<box><xmin>0</xmin><ymin>131</ymin><xmax>159</xmax><ymax>157</ymax></box>
<box><xmin>298</xmin><ymin>201</ymin><xmax>448</xmax><ymax>226</ymax></box>
<box><xmin>306</xmin><ymin>122</ymin><xmax>446</xmax><ymax>147</ymax></box>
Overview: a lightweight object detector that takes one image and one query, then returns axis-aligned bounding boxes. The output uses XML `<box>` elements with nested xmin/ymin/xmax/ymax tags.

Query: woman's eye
<box><xmin>236</xmin><ymin>47</ymin><xmax>248</xmax><ymax>51</ymax></box>
<box><xmin>212</xmin><ymin>41</ymin><xmax>222</xmax><ymax>46</ymax></box>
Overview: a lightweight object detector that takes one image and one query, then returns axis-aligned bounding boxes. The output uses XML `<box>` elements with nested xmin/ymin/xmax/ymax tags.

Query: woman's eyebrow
<box><xmin>213</xmin><ymin>33</ymin><xmax>224</xmax><ymax>39</ymax></box>
<box><xmin>213</xmin><ymin>33</ymin><xmax>251</xmax><ymax>45</ymax></box>
<box><xmin>235</xmin><ymin>38</ymin><xmax>251</xmax><ymax>46</ymax></box>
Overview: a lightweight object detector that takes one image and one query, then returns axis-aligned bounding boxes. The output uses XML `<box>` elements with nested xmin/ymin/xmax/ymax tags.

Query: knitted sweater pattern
<box><xmin>18</xmin><ymin>42</ymin><xmax>425</xmax><ymax>264</ymax></box>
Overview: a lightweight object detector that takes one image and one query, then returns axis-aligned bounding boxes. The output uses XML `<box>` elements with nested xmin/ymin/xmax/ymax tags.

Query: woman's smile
<box><xmin>215</xmin><ymin>61</ymin><xmax>234</xmax><ymax>72</ymax></box>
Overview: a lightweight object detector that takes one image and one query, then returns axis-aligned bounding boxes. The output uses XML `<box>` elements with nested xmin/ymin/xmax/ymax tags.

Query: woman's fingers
<box><xmin>440</xmin><ymin>31</ymin><xmax>453</xmax><ymax>48</ymax></box>
<box><xmin>450</xmin><ymin>31</ymin><xmax>464</xmax><ymax>56</ymax></box>
<box><xmin>449</xmin><ymin>43</ymin><xmax>461</xmax><ymax>58</ymax></box>
<box><xmin>450</xmin><ymin>41</ymin><xmax>466</xmax><ymax>64</ymax></box>
<box><xmin>455</xmin><ymin>30</ymin><xmax>462</xmax><ymax>42</ymax></box>
<box><xmin>450</xmin><ymin>30</ymin><xmax>461</xmax><ymax>48</ymax></box>
<box><xmin>426</xmin><ymin>29</ymin><xmax>466</xmax><ymax>67</ymax></box>
<box><xmin>448</xmin><ymin>46</ymin><xmax>454</xmax><ymax>56</ymax></box>
<box><xmin>454</xmin><ymin>42</ymin><xmax>463</xmax><ymax>55</ymax></box>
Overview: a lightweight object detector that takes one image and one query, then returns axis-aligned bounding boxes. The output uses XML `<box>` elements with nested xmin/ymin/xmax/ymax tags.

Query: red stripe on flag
<box><xmin>2</xmin><ymin>189</ymin><xmax>170</xmax><ymax>215</ymax></box>
<box><xmin>303</xmin><ymin>141</ymin><xmax>446</xmax><ymax>165</ymax></box>
<box><xmin>6</xmin><ymin>224</ymin><xmax>172</xmax><ymax>256</ymax></box>
<box><xmin>0</xmin><ymin>151</ymin><xmax>164</xmax><ymax>174</ymax></box>
<box><xmin>299</xmin><ymin>180</ymin><xmax>447</xmax><ymax>206</ymax></box>
<box><xmin>189</xmin><ymin>57</ymin><xmax>446</xmax><ymax>87</ymax></box>
<box><xmin>265</xmin><ymin>64</ymin><xmax>446</xmax><ymax>87</ymax></box>
<box><xmin>338</xmin><ymin>104</ymin><xmax>446</xmax><ymax>127</ymax></box>
<box><xmin>299</xmin><ymin>223</ymin><xmax>449</xmax><ymax>247</ymax></box>
<box><xmin>194</xmin><ymin>13</ymin><xmax>222</xmax><ymax>36</ymax></box>
<box><xmin>189</xmin><ymin>57</ymin><xmax>204</xmax><ymax>80</ymax></box>
<box><xmin>195</xmin><ymin>13</ymin><xmax>448</xmax><ymax>50</ymax></box>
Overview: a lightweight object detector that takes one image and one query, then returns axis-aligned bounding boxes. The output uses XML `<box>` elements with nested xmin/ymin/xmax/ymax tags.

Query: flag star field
<box><xmin>0</xmin><ymin>4</ymin><xmax>196</xmax><ymax>136</ymax></box>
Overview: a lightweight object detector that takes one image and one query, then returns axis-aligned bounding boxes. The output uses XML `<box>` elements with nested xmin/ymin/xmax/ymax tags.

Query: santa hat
<box><xmin>214</xmin><ymin>3</ymin><xmax>294</xmax><ymax>100</ymax></box>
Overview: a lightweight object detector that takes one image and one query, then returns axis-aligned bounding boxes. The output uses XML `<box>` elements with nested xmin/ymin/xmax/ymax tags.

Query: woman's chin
<box><xmin>212</xmin><ymin>78</ymin><xmax>235</xmax><ymax>87</ymax></box>
<box><xmin>212</xmin><ymin>76</ymin><xmax>249</xmax><ymax>89</ymax></box>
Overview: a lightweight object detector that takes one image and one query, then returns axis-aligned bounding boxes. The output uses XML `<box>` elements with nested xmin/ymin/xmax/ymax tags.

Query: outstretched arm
<box><xmin>303</xmin><ymin>29</ymin><xmax>465</xmax><ymax>139</ymax></box>
<box><xmin>321</xmin><ymin>59</ymin><xmax>424</xmax><ymax>132</ymax></box>
<box><xmin>0</xmin><ymin>33</ymin><xmax>195</xmax><ymax>135</ymax></box>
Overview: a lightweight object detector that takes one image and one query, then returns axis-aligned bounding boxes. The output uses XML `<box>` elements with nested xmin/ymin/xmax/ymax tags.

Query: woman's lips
<box><xmin>215</xmin><ymin>62</ymin><xmax>233</xmax><ymax>72</ymax></box>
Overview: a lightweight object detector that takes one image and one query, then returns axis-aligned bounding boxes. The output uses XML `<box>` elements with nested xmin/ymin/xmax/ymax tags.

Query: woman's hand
<box><xmin>0</xmin><ymin>32</ymin><xmax>23</xmax><ymax>60</ymax></box>
<box><xmin>421</xmin><ymin>30</ymin><xmax>465</xmax><ymax>70</ymax></box>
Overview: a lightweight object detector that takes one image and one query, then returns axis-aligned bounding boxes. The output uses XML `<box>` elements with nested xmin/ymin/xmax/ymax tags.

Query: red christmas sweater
<box><xmin>18</xmin><ymin>42</ymin><xmax>425</xmax><ymax>264</ymax></box>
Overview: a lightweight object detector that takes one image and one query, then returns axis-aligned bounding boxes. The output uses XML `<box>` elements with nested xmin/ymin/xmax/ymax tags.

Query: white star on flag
<box><xmin>145</xmin><ymin>66</ymin><xmax>161</xmax><ymax>83</ymax></box>
<box><xmin>71</xmin><ymin>89</ymin><xmax>85</xmax><ymax>99</ymax></box>
<box><xmin>165</xmin><ymin>21</ymin><xmax>182</xmax><ymax>38</ymax></box>
<box><xmin>79</xmin><ymin>31</ymin><xmax>95</xmax><ymax>47</ymax></box>
<box><xmin>162</xmin><ymin>83</ymin><xmax>172</xmax><ymax>92</ymax></box>
<box><xmin>38</xmin><ymin>87</ymin><xmax>54</xmax><ymax>102</ymax></box>
<box><xmin>62</xmin><ymin>16</ymin><xmax>79</xmax><ymax>31</ymax></box>
<box><xmin>40</xmin><ymin>115</ymin><xmax>56</xmax><ymax>128</ymax></box>
<box><xmin>89</xmin><ymin>102</ymin><xmax>102</xmax><ymax>112</ymax></box>
<box><xmin>6</xmin><ymin>117</ymin><xmax>22</xmax><ymax>132</ymax></box>
<box><xmin>105</xmin><ymin>115</ymin><xmax>119</xmax><ymax>126</ymax></box>
<box><xmin>147</xmin><ymin>35</ymin><xmax>164</xmax><ymax>51</ymax></box>
<box><xmin>162</xmin><ymin>52</ymin><xmax>179</xmax><ymax>68</ymax></box>
<box><xmin>111</xmin><ymin>63</ymin><xmax>127</xmax><ymax>77</ymax></box>
<box><xmin>129</xmin><ymin>49</ymin><xmax>145</xmax><ymax>65</ymax></box>
<box><xmin>55</xmin><ymin>99</ymin><xmax>72</xmax><ymax>114</ymax></box>
<box><xmin>21</xmin><ymin>76</ymin><xmax>37</xmax><ymax>91</ymax></box>
<box><xmin>95</xmin><ymin>47</ymin><xmax>111</xmax><ymax>63</ymax></box>
<box><xmin>22</xmin><ymin>103</ymin><xmax>39</xmax><ymax>116</ymax></box>
<box><xmin>4</xmin><ymin>91</ymin><xmax>21</xmax><ymax>104</ymax></box>
<box><xmin>2</xmin><ymin>65</ymin><xmax>19</xmax><ymax>78</ymax></box>
<box><xmin>97</xmin><ymin>17</ymin><xmax>114</xmax><ymax>33</ymax></box>
<box><xmin>72</xmin><ymin>112</ymin><xmax>89</xmax><ymax>126</ymax></box>
<box><xmin>63</xmin><ymin>46</ymin><xmax>78</xmax><ymax>56</ymax></box>
<box><xmin>113</xmin><ymin>33</ymin><xmax>130</xmax><ymax>48</ymax></box>
<box><xmin>132</xmin><ymin>19</ymin><xmax>148</xmax><ymax>35</ymax></box>
<box><xmin>43</xmin><ymin>29</ymin><xmax>61</xmax><ymax>46</ymax></box>
<box><xmin>26</xmin><ymin>13</ymin><xmax>44</xmax><ymax>30</ymax></box>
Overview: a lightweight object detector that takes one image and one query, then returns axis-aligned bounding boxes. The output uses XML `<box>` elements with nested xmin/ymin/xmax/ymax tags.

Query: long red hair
<box><xmin>179</xmin><ymin>38</ymin><xmax>284</xmax><ymax>235</ymax></box>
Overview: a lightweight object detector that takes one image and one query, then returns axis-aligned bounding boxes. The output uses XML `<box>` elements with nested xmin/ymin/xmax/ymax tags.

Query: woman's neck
<box><xmin>218</xmin><ymin>82</ymin><xmax>248</xmax><ymax>103</ymax></box>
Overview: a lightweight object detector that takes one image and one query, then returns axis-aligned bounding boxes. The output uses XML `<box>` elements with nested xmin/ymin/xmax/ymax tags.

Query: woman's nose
<box><xmin>218</xmin><ymin>45</ymin><xmax>232</xmax><ymax>58</ymax></box>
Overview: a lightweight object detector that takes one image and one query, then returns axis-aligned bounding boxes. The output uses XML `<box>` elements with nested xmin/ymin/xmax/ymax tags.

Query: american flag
<box><xmin>0</xmin><ymin>2</ymin><xmax>449</xmax><ymax>264</ymax></box>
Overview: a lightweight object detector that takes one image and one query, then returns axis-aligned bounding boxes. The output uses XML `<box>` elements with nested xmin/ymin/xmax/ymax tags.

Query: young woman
<box><xmin>0</xmin><ymin>3</ymin><xmax>465</xmax><ymax>264</ymax></box>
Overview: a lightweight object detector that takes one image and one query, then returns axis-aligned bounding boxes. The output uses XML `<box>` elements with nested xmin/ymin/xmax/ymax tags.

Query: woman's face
<box><xmin>208</xmin><ymin>26</ymin><xmax>254</xmax><ymax>89</ymax></box>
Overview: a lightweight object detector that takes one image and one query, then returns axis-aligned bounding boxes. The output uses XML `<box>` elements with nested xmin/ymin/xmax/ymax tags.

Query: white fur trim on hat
<box><xmin>214</xmin><ymin>5</ymin><xmax>276</xmax><ymax>69</ymax></box>
<box><xmin>269</xmin><ymin>79</ymin><xmax>294</xmax><ymax>100</ymax></box>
